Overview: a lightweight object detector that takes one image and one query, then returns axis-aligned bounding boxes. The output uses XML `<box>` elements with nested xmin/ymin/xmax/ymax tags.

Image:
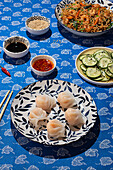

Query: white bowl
<box><xmin>30</xmin><ymin>55</ymin><xmax>56</xmax><ymax>76</ymax></box>
<box><xmin>3</xmin><ymin>36</ymin><xmax>30</xmax><ymax>58</ymax></box>
<box><xmin>26</xmin><ymin>16</ymin><xmax>50</xmax><ymax>35</ymax></box>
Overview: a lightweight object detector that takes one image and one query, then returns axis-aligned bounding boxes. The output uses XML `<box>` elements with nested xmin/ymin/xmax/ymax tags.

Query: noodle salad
<box><xmin>61</xmin><ymin>0</ymin><xmax>113</xmax><ymax>33</ymax></box>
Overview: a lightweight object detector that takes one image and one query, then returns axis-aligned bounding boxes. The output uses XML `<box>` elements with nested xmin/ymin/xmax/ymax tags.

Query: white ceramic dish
<box><xmin>30</xmin><ymin>55</ymin><xmax>56</xmax><ymax>76</ymax></box>
<box><xmin>3</xmin><ymin>36</ymin><xmax>30</xmax><ymax>58</ymax></box>
<box><xmin>10</xmin><ymin>80</ymin><xmax>97</xmax><ymax>145</ymax></box>
<box><xmin>76</xmin><ymin>47</ymin><xmax>113</xmax><ymax>87</ymax></box>
<box><xmin>55</xmin><ymin>0</ymin><xmax>113</xmax><ymax>37</ymax></box>
<box><xmin>26</xmin><ymin>16</ymin><xmax>50</xmax><ymax>35</ymax></box>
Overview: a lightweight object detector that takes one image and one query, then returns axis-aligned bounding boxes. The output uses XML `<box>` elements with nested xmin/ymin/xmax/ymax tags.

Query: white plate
<box><xmin>76</xmin><ymin>47</ymin><xmax>113</xmax><ymax>87</ymax></box>
<box><xmin>55</xmin><ymin>0</ymin><xmax>113</xmax><ymax>37</ymax></box>
<box><xmin>10</xmin><ymin>80</ymin><xmax>97</xmax><ymax>145</ymax></box>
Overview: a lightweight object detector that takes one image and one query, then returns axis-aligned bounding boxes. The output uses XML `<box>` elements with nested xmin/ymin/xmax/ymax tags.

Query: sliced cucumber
<box><xmin>79</xmin><ymin>54</ymin><xmax>91</xmax><ymax>61</ymax></box>
<box><xmin>108</xmin><ymin>63</ymin><xmax>113</xmax><ymax>74</ymax></box>
<box><xmin>93</xmin><ymin>49</ymin><xmax>110</xmax><ymax>56</ymax></box>
<box><xmin>101</xmin><ymin>70</ymin><xmax>111</xmax><ymax>81</ymax></box>
<box><xmin>93</xmin><ymin>50</ymin><xmax>105</xmax><ymax>55</ymax></box>
<box><xmin>94</xmin><ymin>53</ymin><xmax>110</xmax><ymax>61</ymax></box>
<box><xmin>79</xmin><ymin>54</ymin><xmax>86</xmax><ymax>61</ymax></box>
<box><xmin>93</xmin><ymin>76</ymin><xmax>103</xmax><ymax>81</ymax></box>
<box><xmin>82</xmin><ymin>56</ymin><xmax>97</xmax><ymax>67</ymax></box>
<box><xmin>111</xmin><ymin>52</ymin><xmax>113</xmax><ymax>58</ymax></box>
<box><xmin>86</xmin><ymin>67</ymin><xmax>101</xmax><ymax>79</ymax></box>
<box><xmin>78</xmin><ymin>49</ymin><xmax>113</xmax><ymax>82</ymax></box>
<box><xmin>101</xmin><ymin>76</ymin><xmax>110</xmax><ymax>82</ymax></box>
<box><xmin>80</xmin><ymin>64</ymin><xmax>87</xmax><ymax>72</ymax></box>
<box><xmin>98</xmin><ymin>57</ymin><xmax>112</xmax><ymax>69</ymax></box>
<box><xmin>105</xmin><ymin>69</ymin><xmax>113</xmax><ymax>77</ymax></box>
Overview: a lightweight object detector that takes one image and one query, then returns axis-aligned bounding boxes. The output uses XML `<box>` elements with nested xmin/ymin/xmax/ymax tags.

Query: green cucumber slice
<box><xmin>101</xmin><ymin>74</ymin><xmax>110</xmax><ymax>81</ymax></box>
<box><xmin>93</xmin><ymin>50</ymin><xmax>105</xmax><ymax>55</ymax></box>
<box><xmin>98</xmin><ymin>57</ymin><xmax>112</xmax><ymax>69</ymax></box>
<box><xmin>82</xmin><ymin>56</ymin><xmax>97</xmax><ymax>67</ymax></box>
<box><xmin>79</xmin><ymin>54</ymin><xmax>86</xmax><ymax>61</ymax></box>
<box><xmin>94</xmin><ymin>53</ymin><xmax>110</xmax><ymax>61</ymax></box>
<box><xmin>108</xmin><ymin>63</ymin><xmax>113</xmax><ymax>74</ymax></box>
<box><xmin>93</xmin><ymin>49</ymin><xmax>110</xmax><ymax>56</ymax></box>
<box><xmin>86</xmin><ymin>67</ymin><xmax>101</xmax><ymax>79</ymax></box>
<box><xmin>101</xmin><ymin>76</ymin><xmax>110</xmax><ymax>81</ymax></box>
<box><xmin>80</xmin><ymin>64</ymin><xmax>87</xmax><ymax>72</ymax></box>
<box><xmin>93</xmin><ymin>76</ymin><xmax>103</xmax><ymax>81</ymax></box>
<box><xmin>79</xmin><ymin>54</ymin><xmax>91</xmax><ymax>61</ymax></box>
<box><xmin>101</xmin><ymin>70</ymin><xmax>111</xmax><ymax>81</ymax></box>
<box><xmin>105</xmin><ymin>69</ymin><xmax>113</xmax><ymax>77</ymax></box>
<box><xmin>111</xmin><ymin>52</ymin><xmax>113</xmax><ymax>58</ymax></box>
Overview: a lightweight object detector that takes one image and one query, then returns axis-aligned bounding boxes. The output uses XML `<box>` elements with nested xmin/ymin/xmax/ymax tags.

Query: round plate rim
<box><xmin>55</xmin><ymin>0</ymin><xmax>113</xmax><ymax>37</ymax></box>
<box><xmin>10</xmin><ymin>79</ymin><xmax>98</xmax><ymax>145</ymax></box>
<box><xmin>76</xmin><ymin>47</ymin><xmax>113</xmax><ymax>87</ymax></box>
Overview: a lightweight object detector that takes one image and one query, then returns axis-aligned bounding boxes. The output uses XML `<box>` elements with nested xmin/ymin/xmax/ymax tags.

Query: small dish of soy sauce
<box><xmin>3</xmin><ymin>36</ymin><xmax>30</xmax><ymax>58</ymax></box>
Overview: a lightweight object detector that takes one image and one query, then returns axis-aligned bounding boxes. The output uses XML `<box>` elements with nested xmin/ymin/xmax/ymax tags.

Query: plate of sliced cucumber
<box><xmin>76</xmin><ymin>47</ymin><xmax>113</xmax><ymax>86</ymax></box>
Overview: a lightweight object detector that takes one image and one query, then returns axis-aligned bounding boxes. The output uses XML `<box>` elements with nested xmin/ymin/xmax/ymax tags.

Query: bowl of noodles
<box><xmin>55</xmin><ymin>0</ymin><xmax>113</xmax><ymax>36</ymax></box>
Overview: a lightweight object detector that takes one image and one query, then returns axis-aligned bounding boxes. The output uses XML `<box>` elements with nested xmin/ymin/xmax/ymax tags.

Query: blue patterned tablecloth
<box><xmin>0</xmin><ymin>0</ymin><xmax>113</xmax><ymax>169</ymax></box>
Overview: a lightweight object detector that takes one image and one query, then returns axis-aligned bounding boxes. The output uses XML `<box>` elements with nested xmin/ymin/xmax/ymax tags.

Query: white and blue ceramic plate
<box><xmin>76</xmin><ymin>47</ymin><xmax>113</xmax><ymax>87</ymax></box>
<box><xmin>55</xmin><ymin>0</ymin><xmax>113</xmax><ymax>37</ymax></box>
<box><xmin>10</xmin><ymin>80</ymin><xmax>97</xmax><ymax>145</ymax></box>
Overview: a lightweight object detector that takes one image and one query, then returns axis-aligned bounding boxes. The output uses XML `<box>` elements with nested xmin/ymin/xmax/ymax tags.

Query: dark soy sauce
<box><xmin>6</xmin><ymin>42</ymin><xmax>27</xmax><ymax>53</ymax></box>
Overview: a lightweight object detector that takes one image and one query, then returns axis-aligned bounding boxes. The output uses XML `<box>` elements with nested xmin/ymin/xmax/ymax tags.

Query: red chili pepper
<box><xmin>0</xmin><ymin>66</ymin><xmax>11</xmax><ymax>77</ymax></box>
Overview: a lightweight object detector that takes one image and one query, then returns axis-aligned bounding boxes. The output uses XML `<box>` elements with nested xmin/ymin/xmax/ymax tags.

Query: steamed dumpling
<box><xmin>29</xmin><ymin>107</ymin><xmax>49</xmax><ymax>129</ymax></box>
<box><xmin>36</xmin><ymin>94</ymin><xmax>56</xmax><ymax>113</ymax></box>
<box><xmin>47</xmin><ymin>119</ymin><xmax>65</xmax><ymax>140</ymax></box>
<box><xmin>65</xmin><ymin>108</ymin><xmax>84</xmax><ymax>127</ymax></box>
<box><xmin>57</xmin><ymin>91</ymin><xmax>77</xmax><ymax>110</ymax></box>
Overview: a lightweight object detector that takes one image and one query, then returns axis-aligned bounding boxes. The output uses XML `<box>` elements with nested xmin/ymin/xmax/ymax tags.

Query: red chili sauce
<box><xmin>32</xmin><ymin>59</ymin><xmax>54</xmax><ymax>72</ymax></box>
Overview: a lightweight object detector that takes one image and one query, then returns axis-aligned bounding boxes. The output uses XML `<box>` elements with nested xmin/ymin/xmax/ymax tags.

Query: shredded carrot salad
<box><xmin>61</xmin><ymin>0</ymin><xmax>113</xmax><ymax>33</ymax></box>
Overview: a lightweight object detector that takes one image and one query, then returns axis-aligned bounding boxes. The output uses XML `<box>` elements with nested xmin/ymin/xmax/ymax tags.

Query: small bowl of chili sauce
<box><xmin>30</xmin><ymin>55</ymin><xmax>56</xmax><ymax>76</ymax></box>
<box><xmin>3</xmin><ymin>36</ymin><xmax>30</xmax><ymax>58</ymax></box>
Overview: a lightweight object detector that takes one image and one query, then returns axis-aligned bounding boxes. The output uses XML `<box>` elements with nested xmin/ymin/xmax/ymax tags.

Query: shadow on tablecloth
<box><xmin>57</xmin><ymin>22</ymin><xmax>113</xmax><ymax>47</ymax></box>
<box><xmin>26</xmin><ymin>29</ymin><xmax>52</xmax><ymax>41</ymax></box>
<box><xmin>31</xmin><ymin>68</ymin><xmax>58</xmax><ymax>80</ymax></box>
<box><xmin>3</xmin><ymin>52</ymin><xmax>31</xmax><ymax>65</ymax></box>
<box><xmin>11</xmin><ymin>114</ymin><xmax>100</xmax><ymax>159</ymax></box>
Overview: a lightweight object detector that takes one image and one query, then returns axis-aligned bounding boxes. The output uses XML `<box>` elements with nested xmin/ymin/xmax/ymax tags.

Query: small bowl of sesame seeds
<box><xmin>25</xmin><ymin>16</ymin><xmax>50</xmax><ymax>35</ymax></box>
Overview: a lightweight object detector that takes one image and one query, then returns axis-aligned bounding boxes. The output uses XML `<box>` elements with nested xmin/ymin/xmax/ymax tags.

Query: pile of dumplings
<box><xmin>28</xmin><ymin>91</ymin><xmax>85</xmax><ymax>140</ymax></box>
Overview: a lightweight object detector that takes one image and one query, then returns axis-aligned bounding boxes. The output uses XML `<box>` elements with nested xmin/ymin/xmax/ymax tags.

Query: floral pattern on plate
<box><xmin>10</xmin><ymin>79</ymin><xmax>98</xmax><ymax>145</ymax></box>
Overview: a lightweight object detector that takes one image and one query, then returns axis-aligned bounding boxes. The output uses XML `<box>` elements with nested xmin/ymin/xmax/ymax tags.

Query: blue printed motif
<box><xmin>0</xmin><ymin>0</ymin><xmax>113</xmax><ymax>170</ymax></box>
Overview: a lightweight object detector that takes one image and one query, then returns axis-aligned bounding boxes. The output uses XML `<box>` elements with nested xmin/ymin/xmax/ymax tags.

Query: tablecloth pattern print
<box><xmin>0</xmin><ymin>0</ymin><xmax>113</xmax><ymax>170</ymax></box>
